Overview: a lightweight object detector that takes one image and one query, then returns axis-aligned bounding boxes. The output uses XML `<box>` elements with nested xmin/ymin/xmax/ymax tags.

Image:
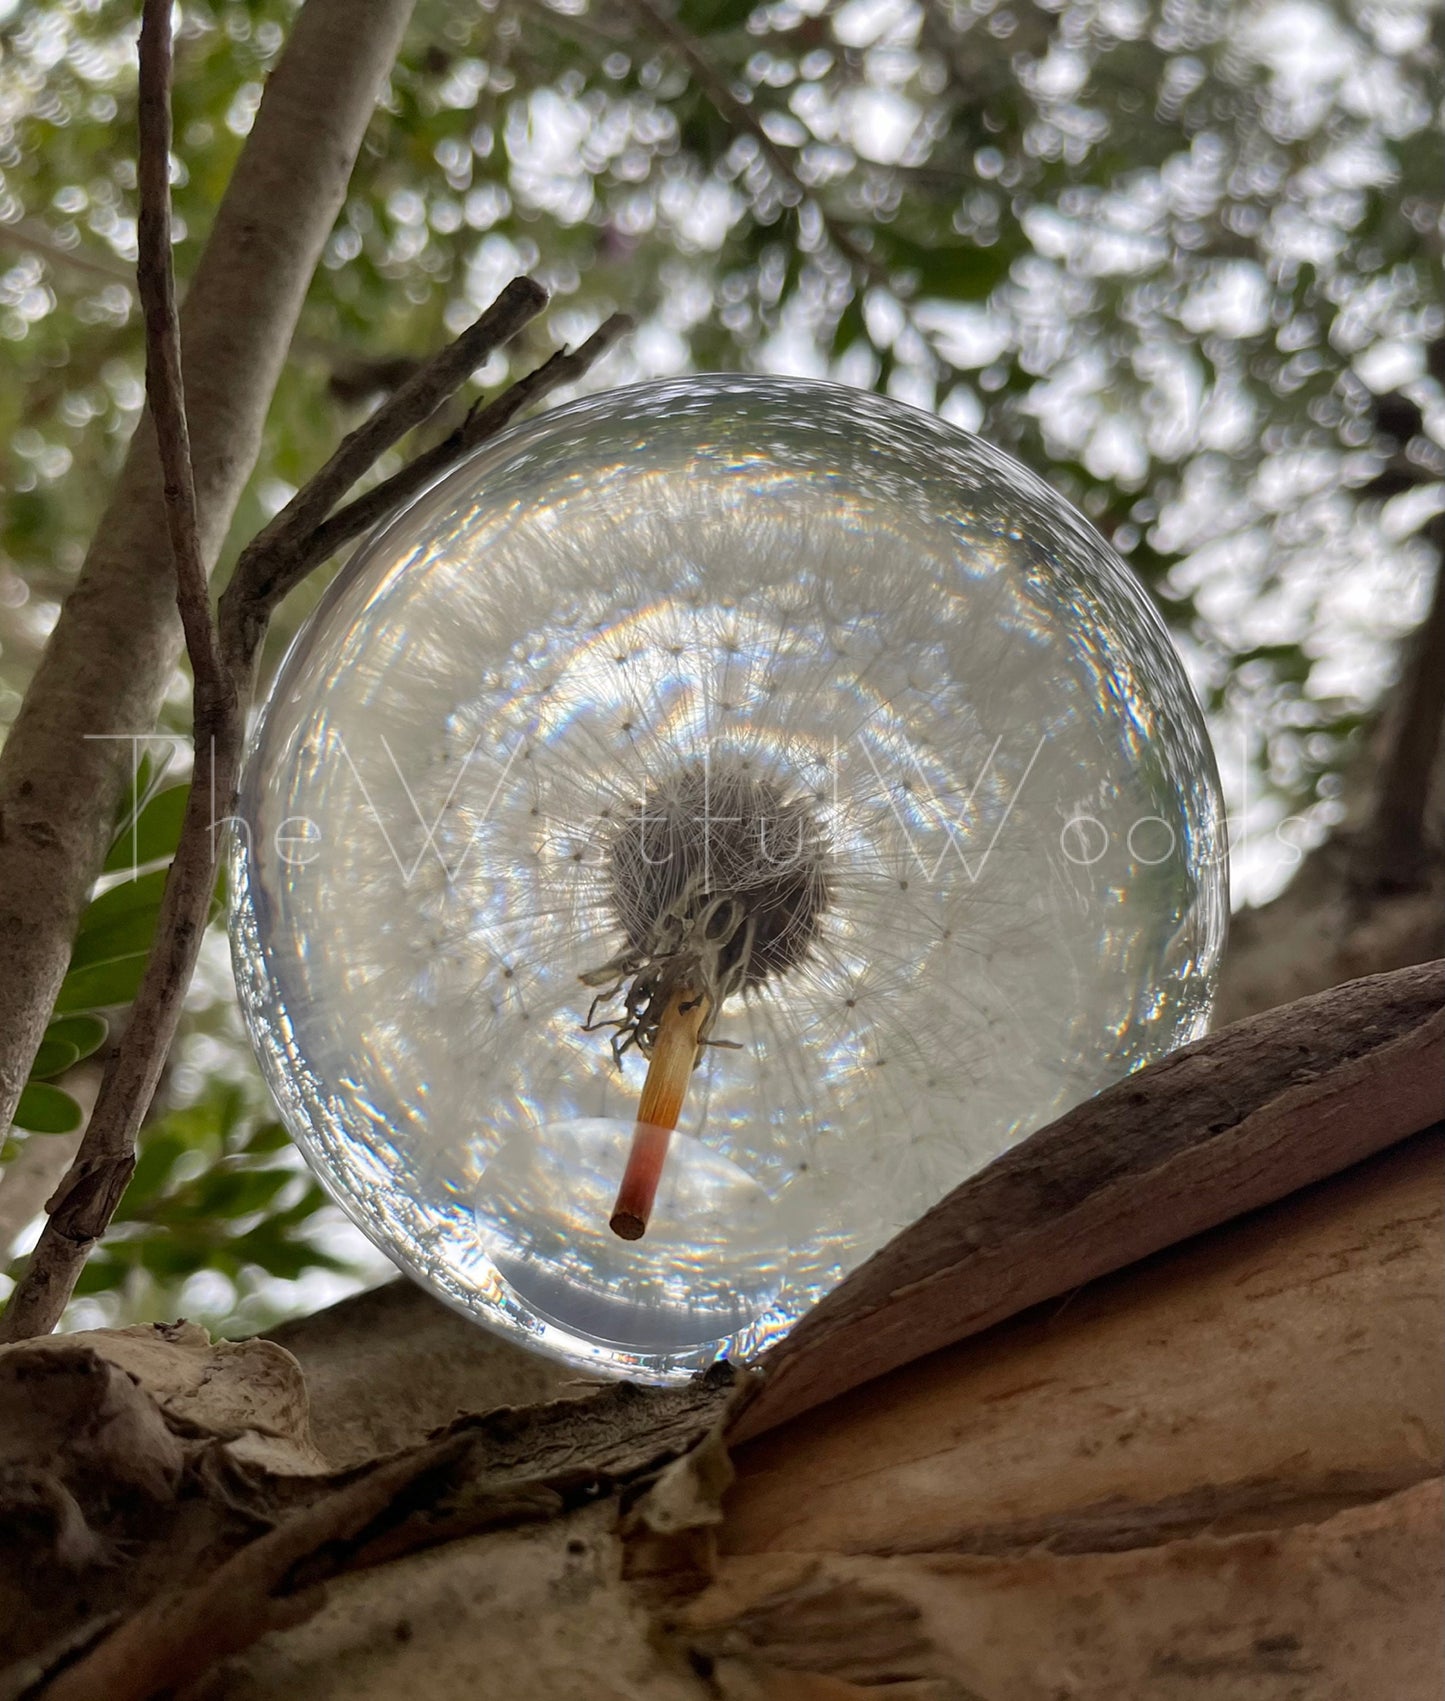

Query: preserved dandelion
<box><xmin>230</xmin><ymin>376</ymin><xmax>1227</xmax><ymax>1380</ymax></box>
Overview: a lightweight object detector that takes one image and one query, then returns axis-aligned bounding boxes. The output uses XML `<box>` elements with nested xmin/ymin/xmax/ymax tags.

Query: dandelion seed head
<box><xmin>231</xmin><ymin>376</ymin><xmax>1226</xmax><ymax>1380</ymax></box>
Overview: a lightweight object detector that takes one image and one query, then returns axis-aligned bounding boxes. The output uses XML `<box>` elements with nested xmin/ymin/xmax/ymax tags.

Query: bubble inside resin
<box><xmin>229</xmin><ymin>375</ymin><xmax>1227</xmax><ymax>1381</ymax></box>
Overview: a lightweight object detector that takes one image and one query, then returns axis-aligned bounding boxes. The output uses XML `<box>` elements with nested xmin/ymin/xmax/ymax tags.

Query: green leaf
<box><xmin>29</xmin><ymin>1038</ymin><xmax>80</xmax><ymax>1080</ymax></box>
<box><xmin>103</xmin><ymin>784</ymin><xmax>190</xmax><ymax>875</ymax></box>
<box><xmin>52</xmin><ymin>956</ymin><xmax>151</xmax><ymax>1015</ymax></box>
<box><xmin>43</xmin><ymin>1015</ymin><xmax>109</xmax><ymax>1064</ymax></box>
<box><xmin>56</xmin><ymin>870</ymin><xmax>168</xmax><ymax>1008</ymax></box>
<box><xmin>77</xmin><ymin>868</ymin><xmax>169</xmax><ymax>938</ymax></box>
<box><xmin>14</xmin><ymin>1083</ymin><xmax>84</xmax><ymax>1134</ymax></box>
<box><xmin>68</xmin><ymin>908</ymin><xmax>162</xmax><ymax>973</ymax></box>
<box><xmin>243</xmin><ymin>1120</ymin><xmax>292</xmax><ymax>1154</ymax></box>
<box><xmin>229</xmin><ymin>1232</ymin><xmax>349</xmax><ymax>1281</ymax></box>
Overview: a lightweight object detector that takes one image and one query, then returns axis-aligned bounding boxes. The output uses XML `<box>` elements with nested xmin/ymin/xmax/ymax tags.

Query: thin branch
<box><xmin>1358</xmin><ymin>511</ymin><xmax>1445</xmax><ymax>892</ymax></box>
<box><xmin>0</xmin><ymin>0</ymin><xmax>240</xmax><ymax>1343</ymax></box>
<box><xmin>268</xmin><ymin>312</ymin><xmax>634</xmax><ymax>610</ymax></box>
<box><xmin>134</xmin><ymin>0</ymin><xmax>217</xmax><ymax>705</ymax></box>
<box><xmin>224</xmin><ymin>275</ymin><xmax>549</xmax><ymax>613</ymax></box>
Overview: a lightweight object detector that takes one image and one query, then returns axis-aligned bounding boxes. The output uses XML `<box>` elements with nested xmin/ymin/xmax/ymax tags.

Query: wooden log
<box><xmin>5</xmin><ymin>969</ymin><xmax>1442</xmax><ymax>1699</ymax></box>
<box><xmin>672</xmin><ymin>1131</ymin><xmax>1444</xmax><ymax>1699</ymax></box>
<box><xmin>681</xmin><ymin>1482</ymin><xmax>1443</xmax><ymax>1701</ymax></box>
<box><xmin>735</xmin><ymin>960</ymin><xmax>1444</xmax><ymax>1439</ymax></box>
<box><xmin>726</xmin><ymin>1132</ymin><xmax>1442</xmax><ymax>1558</ymax></box>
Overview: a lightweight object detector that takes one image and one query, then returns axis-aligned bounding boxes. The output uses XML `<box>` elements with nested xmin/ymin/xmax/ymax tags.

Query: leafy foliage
<box><xmin>12</xmin><ymin>1079</ymin><xmax>362</xmax><ymax>1334</ymax></box>
<box><xmin>0</xmin><ymin>0</ymin><xmax>1440</xmax><ymax>1328</ymax></box>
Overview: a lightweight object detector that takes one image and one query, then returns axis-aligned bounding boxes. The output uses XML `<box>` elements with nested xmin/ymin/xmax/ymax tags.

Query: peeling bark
<box><xmin>0</xmin><ymin>973</ymin><xmax>1439</xmax><ymax>1699</ymax></box>
<box><xmin>679</xmin><ymin>1482</ymin><xmax>1443</xmax><ymax>1701</ymax></box>
<box><xmin>723</xmin><ymin>1133</ymin><xmax>1442</xmax><ymax>1560</ymax></box>
<box><xmin>736</xmin><ymin>959</ymin><xmax>1444</xmax><ymax>1438</ymax></box>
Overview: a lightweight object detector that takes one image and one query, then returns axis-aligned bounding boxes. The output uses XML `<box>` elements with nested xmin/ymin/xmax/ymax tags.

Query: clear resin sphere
<box><xmin>230</xmin><ymin>375</ymin><xmax>1226</xmax><ymax>1380</ymax></box>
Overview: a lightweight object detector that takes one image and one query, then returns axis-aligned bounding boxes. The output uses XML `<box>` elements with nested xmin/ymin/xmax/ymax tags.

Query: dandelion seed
<box><xmin>231</xmin><ymin>376</ymin><xmax>1226</xmax><ymax>1382</ymax></box>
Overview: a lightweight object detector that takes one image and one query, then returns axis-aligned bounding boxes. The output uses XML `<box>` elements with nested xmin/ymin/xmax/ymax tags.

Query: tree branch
<box><xmin>262</xmin><ymin>311</ymin><xmax>634</xmax><ymax>614</ymax></box>
<box><xmin>0</xmin><ymin>16</ymin><xmax>632</xmax><ymax>1337</ymax></box>
<box><xmin>733</xmin><ymin>958</ymin><xmax>1445</xmax><ymax>1440</ymax></box>
<box><xmin>221</xmin><ymin>275</ymin><xmax>550</xmax><ymax>626</ymax></box>
<box><xmin>0</xmin><ymin>0</ymin><xmax>245</xmax><ymax>1343</ymax></box>
<box><xmin>1357</xmin><ymin>512</ymin><xmax>1445</xmax><ymax>893</ymax></box>
<box><xmin>0</xmin><ymin>0</ymin><xmax>418</xmax><ymax>1143</ymax></box>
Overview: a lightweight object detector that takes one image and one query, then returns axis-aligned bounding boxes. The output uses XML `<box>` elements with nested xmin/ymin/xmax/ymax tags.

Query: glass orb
<box><xmin>230</xmin><ymin>375</ymin><xmax>1226</xmax><ymax>1381</ymax></box>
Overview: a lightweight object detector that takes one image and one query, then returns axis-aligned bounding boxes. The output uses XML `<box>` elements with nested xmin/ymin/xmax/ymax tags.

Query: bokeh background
<box><xmin>1</xmin><ymin>0</ymin><xmax>1440</xmax><ymax>1333</ymax></box>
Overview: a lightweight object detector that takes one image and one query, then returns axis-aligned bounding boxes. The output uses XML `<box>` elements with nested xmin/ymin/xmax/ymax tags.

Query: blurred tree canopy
<box><xmin>0</xmin><ymin>0</ymin><xmax>1440</xmax><ymax>1332</ymax></box>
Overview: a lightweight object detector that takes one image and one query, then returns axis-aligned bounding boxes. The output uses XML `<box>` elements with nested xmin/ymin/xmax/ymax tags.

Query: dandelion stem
<box><xmin>610</xmin><ymin>988</ymin><xmax>710</xmax><ymax>1240</ymax></box>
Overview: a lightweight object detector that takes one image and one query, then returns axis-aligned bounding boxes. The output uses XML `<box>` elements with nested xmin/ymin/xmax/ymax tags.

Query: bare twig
<box><xmin>0</xmin><ymin>33</ymin><xmax>630</xmax><ymax>1338</ymax></box>
<box><xmin>0</xmin><ymin>0</ymin><xmax>243</xmax><ymax>1343</ymax></box>
<box><xmin>134</xmin><ymin>0</ymin><xmax>214</xmax><ymax>700</ymax></box>
<box><xmin>1357</xmin><ymin>513</ymin><xmax>1445</xmax><ymax>892</ymax></box>
<box><xmin>272</xmin><ymin>311</ymin><xmax>634</xmax><ymax>608</ymax></box>
<box><xmin>221</xmin><ymin>274</ymin><xmax>550</xmax><ymax>632</ymax></box>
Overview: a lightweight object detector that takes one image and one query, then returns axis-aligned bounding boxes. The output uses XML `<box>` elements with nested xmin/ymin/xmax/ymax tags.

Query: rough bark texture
<box><xmin>0</xmin><ymin>971</ymin><xmax>1438</xmax><ymax>1701</ymax></box>
<box><xmin>267</xmin><ymin>1278</ymin><xmax>585</xmax><ymax>1470</ymax></box>
<box><xmin>0</xmin><ymin>0</ymin><xmax>416</xmax><ymax>1135</ymax></box>
<box><xmin>678</xmin><ymin>1132</ymin><xmax>1442</xmax><ymax>1701</ymax></box>
<box><xmin>0</xmin><ymin>1320</ymin><xmax>743</xmax><ymax>1682</ymax></box>
<box><xmin>4</xmin><ymin>1122</ymin><xmax>1431</xmax><ymax>1698</ymax></box>
<box><xmin>734</xmin><ymin>959</ymin><xmax>1444</xmax><ymax>1438</ymax></box>
<box><xmin>722</xmin><ymin>1132</ymin><xmax>1442</xmax><ymax>1562</ymax></box>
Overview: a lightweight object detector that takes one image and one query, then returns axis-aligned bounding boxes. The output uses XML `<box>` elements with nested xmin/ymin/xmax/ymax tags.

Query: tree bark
<box><xmin>0</xmin><ymin>0</ymin><xmax>416</xmax><ymax>1135</ymax></box>
<box><xmin>679</xmin><ymin>1132</ymin><xmax>1443</xmax><ymax>1701</ymax></box>
<box><xmin>1</xmin><ymin>968</ymin><xmax>1439</xmax><ymax>1697</ymax></box>
<box><xmin>2</xmin><ymin>1117</ymin><xmax>1433</xmax><ymax>1698</ymax></box>
<box><xmin>734</xmin><ymin>959</ymin><xmax>1444</xmax><ymax>1439</ymax></box>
